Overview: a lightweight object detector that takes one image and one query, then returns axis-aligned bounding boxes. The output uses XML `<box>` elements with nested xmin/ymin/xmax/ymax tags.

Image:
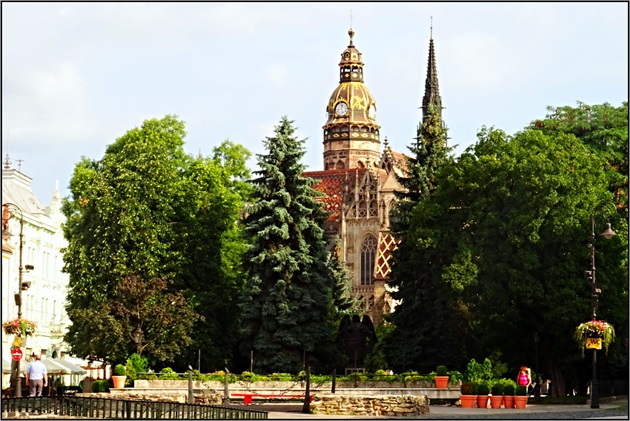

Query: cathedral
<box><xmin>303</xmin><ymin>27</ymin><xmax>443</xmax><ymax>327</ymax></box>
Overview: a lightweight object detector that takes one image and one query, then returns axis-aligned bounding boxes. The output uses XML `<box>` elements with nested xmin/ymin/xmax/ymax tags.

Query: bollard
<box><xmin>188</xmin><ymin>370</ymin><xmax>194</xmax><ymax>404</ymax></box>
<box><xmin>224</xmin><ymin>368</ymin><xmax>230</xmax><ymax>404</ymax></box>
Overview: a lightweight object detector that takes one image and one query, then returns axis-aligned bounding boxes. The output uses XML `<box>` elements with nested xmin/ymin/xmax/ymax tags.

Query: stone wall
<box><xmin>311</xmin><ymin>394</ymin><xmax>429</xmax><ymax>417</ymax></box>
<box><xmin>78</xmin><ymin>392</ymin><xmax>223</xmax><ymax>406</ymax></box>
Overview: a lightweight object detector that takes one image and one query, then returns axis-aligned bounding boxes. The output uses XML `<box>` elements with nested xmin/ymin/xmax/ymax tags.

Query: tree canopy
<box><xmin>387</xmin><ymin>107</ymin><xmax>628</xmax><ymax>395</ymax></box>
<box><xmin>62</xmin><ymin>115</ymin><xmax>251</xmax><ymax>367</ymax></box>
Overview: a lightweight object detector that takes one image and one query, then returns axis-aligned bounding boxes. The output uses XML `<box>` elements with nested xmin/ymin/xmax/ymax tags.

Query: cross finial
<box><xmin>350</xmin><ymin>9</ymin><xmax>353</xmax><ymax>28</ymax></box>
<box><xmin>430</xmin><ymin>16</ymin><xmax>433</xmax><ymax>39</ymax></box>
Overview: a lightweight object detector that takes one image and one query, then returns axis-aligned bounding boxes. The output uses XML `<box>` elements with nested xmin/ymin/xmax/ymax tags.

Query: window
<box><xmin>360</xmin><ymin>235</ymin><xmax>377</xmax><ymax>285</ymax></box>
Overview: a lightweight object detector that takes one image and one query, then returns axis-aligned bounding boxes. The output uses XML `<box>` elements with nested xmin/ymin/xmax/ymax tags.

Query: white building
<box><xmin>2</xmin><ymin>161</ymin><xmax>74</xmax><ymax>388</ymax></box>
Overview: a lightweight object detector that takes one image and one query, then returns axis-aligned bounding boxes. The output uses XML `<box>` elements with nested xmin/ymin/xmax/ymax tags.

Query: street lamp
<box><xmin>2</xmin><ymin>202</ymin><xmax>33</xmax><ymax>397</ymax></box>
<box><xmin>587</xmin><ymin>213</ymin><xmax>616</xmax><ymax>409</ymax></box>
<box><xmin>133</xmin><ymin>325</ymin><xmax>144</xmax><ymax>355</ymax></box>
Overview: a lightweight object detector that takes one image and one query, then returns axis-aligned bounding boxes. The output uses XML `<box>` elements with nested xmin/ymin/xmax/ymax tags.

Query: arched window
<box><xmin>360</xmin><ymin>235</ymin><xmax>377</xmax><ymax>285</ymax></box>
<box><xmin>336</xmin><ymin>161</ymin><xmax>345</xmax><ymax>169</ymax></box>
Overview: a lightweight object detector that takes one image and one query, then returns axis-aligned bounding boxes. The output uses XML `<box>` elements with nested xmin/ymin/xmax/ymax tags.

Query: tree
<box><xmin>62</xmin><ymin>115</ymin><xmax>250</xmax><ymax>366</ymax></box>
<box><xmin>397</xmin><ymin>124</ymin><xmax>627</xmax><ymax>396</ymax></box>
<box><xmin>240</xmin><ymin>116</ymin><xmax>344</xmax><ymax>373</ymax></box>
<box><xmin>530</xmin><ymin>101</ymin><xmax>628</xmax><ymax>212</ymax></box>
<box><xmin>386</xmin><ymin>103</ymin><xmax>463</xmax><ymax>372</ymax></box>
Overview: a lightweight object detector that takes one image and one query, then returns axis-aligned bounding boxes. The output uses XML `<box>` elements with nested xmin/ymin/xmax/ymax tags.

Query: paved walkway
<box><xmin>248</xmin><ymin>402</ymin><xmax>629</xmax><ymax>419</ymax></box>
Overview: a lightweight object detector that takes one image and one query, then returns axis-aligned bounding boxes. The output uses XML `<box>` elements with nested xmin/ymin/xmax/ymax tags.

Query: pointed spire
<box><xmin>421</xmin><ymin>23</ymin><xmax>442</xmax><ymax>123</ymax></box>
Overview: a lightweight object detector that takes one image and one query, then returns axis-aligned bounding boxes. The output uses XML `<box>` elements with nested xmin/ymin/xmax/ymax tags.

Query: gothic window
<box><xmin>336</xmin><ymin>161</ymin><xmax>345</xmax><ymax>169</ymax></box>
<box><xmin>357</xmin><ymin>161</ymin><xmax>365</xmax><ymax>169</ymax></box>
<box><xmin>360</xmin><ymin>235</ymin><xmax>377</xmax><ymax>285</ymax></box>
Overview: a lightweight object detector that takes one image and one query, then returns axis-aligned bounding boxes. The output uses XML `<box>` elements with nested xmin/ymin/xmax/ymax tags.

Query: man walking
<box><xmin>26</xmin><ymin>354</ymin><xmax>47</xmax><ymax>396</ymax></box>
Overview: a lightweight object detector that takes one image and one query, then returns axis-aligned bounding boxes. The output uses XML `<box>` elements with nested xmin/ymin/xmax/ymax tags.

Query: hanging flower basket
<box><xmin>2</xmin><ymin>319</ymin><xmax>37</xmax><ymax>336</ymax></box>
<box><xmin>575</xmin><ymin>320</ymin><xmax>615</xmax><ymax>356</ymax></box>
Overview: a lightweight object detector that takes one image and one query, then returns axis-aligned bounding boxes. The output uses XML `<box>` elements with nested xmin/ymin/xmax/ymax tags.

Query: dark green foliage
<box><xmin>515</xmin><ymin>385</ymin><xmax>527</xmax><ymax>396</ymax></box>
<box><xmin>240</xmin><ymin>116</ymin><xmax>345</xmax><ymax>373</ymax></box>
<box><xmin>387</xmin><ymin>103</ymin><xmax>464</xmax><ymax>372</ymax></box>
<box><xmin>504</xmin><ymin>384</ymin><xmax>515</xmax><ymax>396</ymax></box>
<box><xmin>436</xmin><ymin>365</ymin><xmax>448</xmax><ymax>376</ymax></box>
<box><xmin>125</xmin><ymin>353</ymin><xmax>148</xmax><ymax>382</ymax></box>
<box><xmin>477</xmin><ymin>383</ymin><xmax>490</xmax><ymax>395</ymax></box>
<box><xmin>491</xmin><ymin>383</ymin><xmax>504</xmax><ymax>395</ymax></box>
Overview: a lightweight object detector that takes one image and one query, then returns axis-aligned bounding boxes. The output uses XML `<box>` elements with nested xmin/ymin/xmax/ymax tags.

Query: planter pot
<box><xmin>489</xmin><ymin>395</ymin><xmax>503</xmax><ymax>408</ymax></box>
<box><xmin>112</xmin><ymin>375</ymin><xmax>126</xmax><ymax>389</ymax></box>
<box><xmin>514</xmin><ymin>395</ymin><xmax>528</xmax><ymax>409</ymax></box>
<box><xmin>460</xmin><ymin>395</ymin><xmax>477</xmax><ymax>408</ymax></box>
<box><xmin>503</xmin><ymin>395</ymin><xmax>515</xmax><ymax>408</ymax></box>
<box><xmin>434</xmin><ymin>376</ymin><xmax>449</xmax><ymax>389</ymax></box>
<box><xmin>477</xmin><ymin>395</ymin><xmax>489</xmax><ymax>408</ymax></box>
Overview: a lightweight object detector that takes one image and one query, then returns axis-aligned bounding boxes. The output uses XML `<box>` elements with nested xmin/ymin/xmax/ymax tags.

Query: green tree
<box><xmin>530</xmin><ymin>101</ymin><xmax>628</xmax><ymax>211</ymax></box>
<box><xmin>402</xmin><ymin>125</ymin><xmax>627</xmax><ymax>396</ymax></box>
<box><xmin>62</xmin><ymin>115</ymin><xmax>250</xmax><ymax>367</ymax></box>
<box><xmin>240</xmin><ymin>116</ymin><xmax>344</xmax><ymax>373</ymax></box>
<box><xmin>386</xmin><ymin>103</ymin><xmax>464</xmax><ymax>372</ymax></box>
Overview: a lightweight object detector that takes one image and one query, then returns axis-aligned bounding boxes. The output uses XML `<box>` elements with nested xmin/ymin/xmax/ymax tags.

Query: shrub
<box><xmin>504</xmin><ymin>384</ymin><xmax>515</xmax><ymax>396</ymax></box>
<box><xmin>125</xmin><ymin>353</ymin><xmax>148</xmax><ymax>382</ymax></box>
<box><xmin>113</xmin><ymin>364</ymin><xmax>126</xmax><ymax>376</ymax></box>
<box><xmin>491</xmin><ymin>383</ymin><xmax>504</xmax><ymax>395</ymax></box>
<box><xmin>448</xmin><ymin>370</ymin><xmax>463</xmax><ymax>383</ymax></box>
<box><xmin>158</xmin><ymin>367</ymin><xmax>181</xmax><ymax>380</ymax></box>
<box><xmin>477</xmin><ymin>383</ymin><xmax>490</xmax><ymax>395</ymax></box>
<box><xmin>515</xmin><ymin>385</ymin><xmax>527</xmax><ymax>396</ymax></box>
<box><xmin>436</xmin><ymin>365</ymin><xmax>448</xmax><ymax>376</ymax></box>
<box><xmin>460</xmin><ymin>381</ymin><xmax>473</xmax><ymax>395</ymax></box>
<box><xmin>92</xmin><ymin>380</ymin><xmax>109</xmax><ymax>393</ymax></box>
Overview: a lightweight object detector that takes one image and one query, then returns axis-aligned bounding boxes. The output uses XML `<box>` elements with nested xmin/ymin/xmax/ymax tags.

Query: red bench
<box><xmin>232</xmin><ymin>393</ymin><xmax>313</xmax><ymax>405</ymax></box>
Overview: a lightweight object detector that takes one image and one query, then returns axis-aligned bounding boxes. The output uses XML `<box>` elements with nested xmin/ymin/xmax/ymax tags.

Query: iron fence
<box><xmin>1</xmin><ymin>396</ymin><xmax>267</xmax><ymax>419</ymax></box>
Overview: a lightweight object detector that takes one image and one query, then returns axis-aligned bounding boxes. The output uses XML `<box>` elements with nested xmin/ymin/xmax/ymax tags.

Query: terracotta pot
<box><xmin>503</xmin><ymin>395</ymin><xmax>515</xmax><ymax>408</ymax></box>
<box><xmin>434</xmin><ymin>376</ymin><xmax>449</xmax><ymax>389</ymax></box>
<box><xmin>489</xmin><ymin>395</ymin><xmax>503</xmax><ymax>408</ymax></box>
<box><xmin>477</xmin><ymin>395</ymin><xmax>489</xmax><ymax>408</ymax></box>
<box><xmin>112</xmin><ymin>375</ymin><xmax>126</xmax><ymax>389</ymax></box>
<box><xmin>460</xmin><ymin>395</ymin><xmax>477</xmax><ymax>408</ymax></box>
<box><xmin>514</xmin><ymin>395</ymin><xmax>528</xmax><ymax>409</ymax></box>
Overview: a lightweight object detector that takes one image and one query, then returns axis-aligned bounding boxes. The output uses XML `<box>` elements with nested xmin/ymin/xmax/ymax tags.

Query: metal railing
<box><xmin>2</xmin><ymin>396</ymin><xmax>268</xmax><ymax>419</ymax></box>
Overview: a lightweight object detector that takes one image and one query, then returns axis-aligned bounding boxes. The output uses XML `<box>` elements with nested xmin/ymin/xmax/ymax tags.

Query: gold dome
<box><xmin>324</xmin><ymin>82</ymin><xmax>379</xmax><ymax>128</ymax></box>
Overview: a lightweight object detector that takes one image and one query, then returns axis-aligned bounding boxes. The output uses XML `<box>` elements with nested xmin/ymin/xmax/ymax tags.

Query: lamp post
<box><xmin>2</xmin><ymin>202</ymin><xmax>28</xmax><ymax>397</ymax></box>
<box><xmin>133</xmin><ymin>325</ymin><xmax>144</xmax><ymax>355</ymax></box>
<box><xmin>587</xmin><ymin>214</ymin><xmax>616</xmax><ymax>409</ymax></box>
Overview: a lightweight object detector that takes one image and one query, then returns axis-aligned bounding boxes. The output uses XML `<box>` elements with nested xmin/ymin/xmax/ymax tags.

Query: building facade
<box><xmin>1</xmin><ymin>160</ymin><xmax>73</xmax><ymax>387</ymax></box>
<box><xmin>304</xmin><ymin>28</ymin><xmax>443</xmax><ymax>327</ymax></box>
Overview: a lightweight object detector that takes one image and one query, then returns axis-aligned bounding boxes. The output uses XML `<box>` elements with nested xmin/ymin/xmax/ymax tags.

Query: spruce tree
<box><xmin>240</xmin><ymin>116</ymin><xmax>342</xmax><ymax>373</ymax></box>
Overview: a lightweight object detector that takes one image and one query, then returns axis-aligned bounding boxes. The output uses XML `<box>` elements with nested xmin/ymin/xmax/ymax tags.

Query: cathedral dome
<box><xmin>325</xmin><ymin>81</ymin><xmax>378</xmax><ymax>127</ymax></box>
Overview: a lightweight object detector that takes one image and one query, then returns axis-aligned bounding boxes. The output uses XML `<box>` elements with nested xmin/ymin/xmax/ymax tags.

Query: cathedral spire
<box><xmin>421</xmin><ymin>24</ymin><xmax>442</xmax><ymax>123</ymax></box>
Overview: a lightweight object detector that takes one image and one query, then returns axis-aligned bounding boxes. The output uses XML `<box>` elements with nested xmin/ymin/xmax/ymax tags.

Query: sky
<box><xmin>2</xmin><ymin>2</ymin><xmax>628</xmax><ymax>204</ymax></box>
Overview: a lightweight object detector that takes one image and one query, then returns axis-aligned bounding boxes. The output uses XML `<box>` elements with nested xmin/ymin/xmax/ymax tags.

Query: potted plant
<box><xmin>476</xmin><ymin>383</ymin><xmax>490</xmax><ymax>408</ymax></box>
<box><xmin>575</xmin><ymin>320</ymin><xmax>615</xmax><ymax>356</ymax></box>
<box><xmin>112</xmin><ymin>364</ymin><xmax>127</xmax><ymax>389</ymax></box>
<box><xmin>503</xmin><ymin>382</ymin><xmax>516</xmax><ymax>408</ymax></box>
<box><xmin>434</xmin><ymin>365</ymin><xmax>449</xmax><ymax>389</ymax></box>
<box><xmin>514</xmin><ymin>385</ymin><xmax>528</xmax><ymax>409</ymax></box>
<box><xmin>490</xmin><ymin>383</ymin><xmax>504</xmax><ymax>409</ymax></box>
<box><xmin>459</xmin><ymin>381</ymin><xmax>476</xmax><ymax>408</ymax></box>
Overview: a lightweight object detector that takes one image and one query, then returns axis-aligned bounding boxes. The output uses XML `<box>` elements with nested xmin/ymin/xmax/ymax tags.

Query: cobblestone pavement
<box><xmin>255</xmin><ymin>402</ymin><xmax>629</xmax><ymax>419</ymax></box>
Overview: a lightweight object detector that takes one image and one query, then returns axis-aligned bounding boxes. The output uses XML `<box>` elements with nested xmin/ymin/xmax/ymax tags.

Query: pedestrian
<box><xmin>26</xmin><ymin>354</ymin><xmax>47</xmax><ymax>397</ymax></box>
<box><xmin>516</xmin><ymin>365</ymin><xmax>531</xmax><ymax>392</ymax></box>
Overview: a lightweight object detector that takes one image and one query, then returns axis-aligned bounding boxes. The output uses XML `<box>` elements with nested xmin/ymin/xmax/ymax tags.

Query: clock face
<box><xmin>335</xmin><ymin>102</ymin><xmax>348</xmax><ymax>116</ymax></box>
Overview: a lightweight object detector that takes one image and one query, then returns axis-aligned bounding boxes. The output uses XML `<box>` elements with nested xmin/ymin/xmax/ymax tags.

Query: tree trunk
<box><xmin>549</xmin><ymin>364</ymin><xmax>566</xmax><ymax>397</ymax></box>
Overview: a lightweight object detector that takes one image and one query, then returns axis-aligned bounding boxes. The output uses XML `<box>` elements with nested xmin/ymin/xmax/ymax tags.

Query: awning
<box><xmin>2</xmin><ymin>358</ymin><xmax>28</xmax><ymax>374</ymax></box>
<box><xmin>47</xmin><ymin>359</ymin><xmax>87</xmax><ymax>375</ymax></box>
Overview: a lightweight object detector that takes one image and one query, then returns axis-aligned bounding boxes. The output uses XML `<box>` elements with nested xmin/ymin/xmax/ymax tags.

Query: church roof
<box><xmin>303</xmin><ymin>169</ymin><xmax>354</xmax><ymax>222</ymax></box>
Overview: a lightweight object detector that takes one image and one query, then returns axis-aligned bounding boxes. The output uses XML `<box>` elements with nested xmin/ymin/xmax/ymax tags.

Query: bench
<box><xmin>232</xmin><ymin>392</ymin><xmax>313</xmax><ymax>405</ymax></box>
